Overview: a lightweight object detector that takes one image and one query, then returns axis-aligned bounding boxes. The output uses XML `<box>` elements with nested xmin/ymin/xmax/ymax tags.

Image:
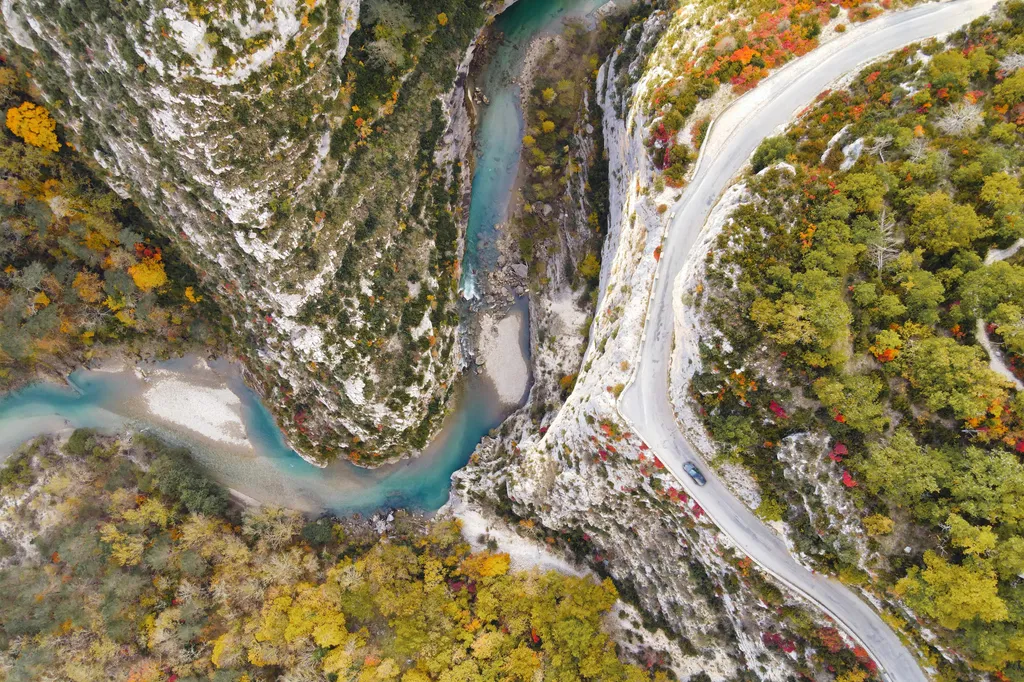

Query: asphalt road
<box><xmin>617</xmin><ymin>1</ymin><xmax>998</xmax><ymax>680</ymax></box>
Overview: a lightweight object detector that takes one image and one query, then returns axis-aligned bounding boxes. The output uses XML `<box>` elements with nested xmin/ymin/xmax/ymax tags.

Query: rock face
<box><xmin>455</xmin><ymin>11</ymin><xmax>824</xmax><ymax>677</ymax></box>
<box><xmin>0</xmin><ymin>0</ymin><xmax>493</xmax><ymax>463</ymax></box>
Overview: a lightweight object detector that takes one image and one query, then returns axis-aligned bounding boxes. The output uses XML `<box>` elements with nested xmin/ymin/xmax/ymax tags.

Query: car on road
<box><xmin>682</xmin><ymin>461</ymin><xmax>707</xmax><ymax>486</ymax></box>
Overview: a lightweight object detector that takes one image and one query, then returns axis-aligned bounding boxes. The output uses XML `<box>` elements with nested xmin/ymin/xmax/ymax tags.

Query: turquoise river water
<box><xmin>461</xmin><ymin>0</ymin><xmax>617</xmax><ymax>298</ymax></box>
<box><xmin>0</xmin><ymin>0</ymin><xmax>616</xmax><ymax>514</ymax></box>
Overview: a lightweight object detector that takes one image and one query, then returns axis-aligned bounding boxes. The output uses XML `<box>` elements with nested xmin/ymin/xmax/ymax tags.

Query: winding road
<box><xmin>617</xmin><ymin>1</ymin><xmax>998</xmax><ymax>680</ymax></box>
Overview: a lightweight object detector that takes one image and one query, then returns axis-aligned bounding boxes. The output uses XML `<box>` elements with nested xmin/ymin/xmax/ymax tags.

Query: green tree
<box><xmin>949</xmin><ymin>447</ymin><xmax>1024</xmax><ymax>528</ymax></box>
<box><xmin>862</xmin><ymin>514</ymin><xmax>895</xmax><ymax>536</ymax></box>
<box><xmin>993</xmin><ymin>69</ymin><xmax>1024</xmax><ymax>108</ymax></box>
<box><xmin>946</xmin><ymin>513</ymin><xmax>998</xmax><ymax>556</ymax></box>
<box><xmin>895</xmin><ymin>551</ymin><xmax>1008</xmax><ymax>630</ymax></box>
<box><xmin>928</xmin><ymin>50</ymin><xmax>972</xmax><ymax>90</ymax></box>
<box><xmin>980</xmin><ymin>172</ymin><xmax>1024</xmax><ymax>239</ymax></box>
<box><xmin>894</xmin><ymin>261</ymin><xmax>945</xmax><ymax>325</ymax></box>
<box><xmin>980</xmin><ymin>172</ymin><xmax>1024</xmax><ymax>211</ymax></box>
<box><xmin>749</xmin><ymin>269</ymin><xmax>851</xmax><ymax>366</ymax></box>
<box><xmin>837</xmin><ymin>172</ymin><xmax>887</xmax><ymax>214</ymax></box>
<box><xmin>908</xmin><ymin>192</ymin><xmax>990</xmax><ymax>255</ymax></box>
<box><xmin>903</xmin><ymin>336</ymin><xmax>1009</xmax><ymax>420</ymax></box>
<box><xmin>960</xmin><ymin>261</ymin><xmax>1024</xmax><ymax>318</ymax></box>
<box><xmin>993</xmin><ymin>536</ymin><xmax>1024</xmax><ymax>580</ymax></box>
<box><xmin>990</xmin><ymin>303</ymin><xmax>1024</xmax><ymax>355</ymax></box>
<box><xmin>864</xmin><ymin>427</ymin><xmax>950</xmax><ymax>502</ymax></box>
<box><xmin>812</xmin><ymin>373</ymin><xmax>888</xmax><ymax>432</ymax></box>
<box><xmin>751</xmin><ymin>135</ymin><xmax>794</xmax><ymax>172</ymax></box>
<box><xmin>579</xmin><ymin>252</ymin><xmax>600</xmax><ymax>281</ymax></box>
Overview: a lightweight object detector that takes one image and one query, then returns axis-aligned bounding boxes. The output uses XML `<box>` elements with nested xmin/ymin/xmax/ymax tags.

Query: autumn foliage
<box><xmin>688</xmin><ymin>10</ymin><xmax>1024</xmax><ymax>677</ymax></box>
<box><xmin>0</xmin><ymin>431</ymin><xmax>668</xmax><ymax>682</ymax></box>
<box><xmin>0</xmin><ymin>76</ymin><xmax>219</xmax><ymax>385</ymax></box>
<box><xmin>5</xmin><ymin>101</ymin><xmax>60</xmax><ymax>152</ymax></box>
<box><xmin>128</xmin><ymin>258</ymin><xmax>168</xmax><ymax>291</ymax></box>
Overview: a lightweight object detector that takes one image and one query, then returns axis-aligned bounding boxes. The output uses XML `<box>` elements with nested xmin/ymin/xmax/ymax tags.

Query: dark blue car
<box><xmin>683</xmin><ymin>461</ymin><xmax>707</xmax><ymax>486</ymax></box>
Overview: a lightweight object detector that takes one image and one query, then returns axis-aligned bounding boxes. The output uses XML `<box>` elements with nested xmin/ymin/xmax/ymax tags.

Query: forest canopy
<box><xmin>0</xmin><ymin>63</ymin><xmax>224</xmax><ymax>387</ymax></box>
<box><xmin>691</xmin><ymin>4</ymin><xmax>1024</xmax><ymax>678</ymax></box>
<box><xmin>0</xmin><ymin>431</ymin><xmax>668</xmax><ymax>682</ymax></box>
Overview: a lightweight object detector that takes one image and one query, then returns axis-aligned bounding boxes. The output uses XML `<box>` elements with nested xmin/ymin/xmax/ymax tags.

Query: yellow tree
<box><xmin>6</xmin><ymin>101</ymin><xmax>61</xmax><ymax>152</ymax></box>
<box><xmin>129</xmin><ymin>258</ymin><xmax>168</xmax><ymax>291</ymax></box>
<box><xmin>895</xmin><ymin>551</ymin><xmax>1008</xmax><ymax>629</ymax></box>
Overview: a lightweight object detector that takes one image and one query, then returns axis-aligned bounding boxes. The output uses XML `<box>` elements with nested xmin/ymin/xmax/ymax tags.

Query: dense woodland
<box><xmin>0</xmin><ymin>430</ymin><xmax>671</xmax><ymax>682</ymax></box>
<box><xmin>692</xmin><ymin>5</ymin><xmax>1024</xmax><ymax>678</ymax></box>
<box><xmin>0</xmin><ymin>67</ymin><xmax>224</xmax><ymax>387</ymax></box>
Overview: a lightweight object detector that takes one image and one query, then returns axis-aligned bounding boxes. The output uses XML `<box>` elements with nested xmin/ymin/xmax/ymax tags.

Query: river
<box><xmin>0</xmin><ymin>316</ymin><xmax>526</xmax><ymax>514</ymax></box>
<box><xmin>0</xmin><ymin>0</ymin><xmax>616</xmax><ymax>514</ymax></box>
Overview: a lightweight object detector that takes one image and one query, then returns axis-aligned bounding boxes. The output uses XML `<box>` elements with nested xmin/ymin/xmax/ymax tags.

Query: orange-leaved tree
<box><xmin>6</xmin><ymin>101</ymin><xmax>60</xmax><ymax>152</ymax></box>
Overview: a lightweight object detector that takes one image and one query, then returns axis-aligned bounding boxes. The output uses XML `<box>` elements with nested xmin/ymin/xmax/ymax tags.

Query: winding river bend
<box><xmin>0</xmin><ymin>0</ymin><xmax>611</xmax><ymax>514</ymax></box>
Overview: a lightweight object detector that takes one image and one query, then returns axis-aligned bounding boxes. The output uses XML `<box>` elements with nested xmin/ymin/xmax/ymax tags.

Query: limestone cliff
<box><xmin>0</xmin><ymin>0</ymin><xmax>498</xmax><ymax>463</ymax></box>
<box><xmin>454</xmin><ymin>11</ymin><xmax>835</xmax><ymax>678</ymax></box>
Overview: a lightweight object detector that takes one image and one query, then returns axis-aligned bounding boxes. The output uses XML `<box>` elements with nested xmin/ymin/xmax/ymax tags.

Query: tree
<box><xmin>979</xmin><ymin>172</ymin><xmax>1024</xmax><ymax>240</ymax></box>
<box><xmin>98</xmin><ymin>523</ymin><xmax>146</xmax><ymax>566</ymax></box>
<box><xmin>838</xmin><ymin>173</ymin><xmax>887</xmax><ymax>214</ymax></box>
<box><xmin>866</xmin><ymin>208</ymin><xmax>901</xmax><ymax>272</ymax></box>
<box><xmin>869</xmin><ymin>329</ymin><xmax>902</xmax><ymax>362</ymax></box>
<box><xmin>903</xmin><ymin>336</ymin><xmax>1009</xmax><ymax>421</ymax></box>
<box><xmin>980</xmin><ymin>172</ymin><xmax>1024</xmax><ymax>211</ymax></box>
<box><xmin>946</xmin><ymin>513</ymin><xmax>997</xmax><ymax>556</ymax></box>
<box><xmin>750</xmin><ymin>269</ymin><xmax>851</xmax><ymax>366</ymax></box>
<box><xmin>812</xmin><ymin>373</ymin><xmax>888</xmax><ymax>432</ymax></box>
<box><xmin>750</xmin><ymin>135</ymin><xmax>793</xmax><ymax>172</ymax></box>
<box><xmin>990</xmin><ymin>303</ymin><xmax>1024</xmax><ymax>355</ymax></box>
<box><xmin>865</xmin><ymin>134</ymin><xmax>893</xmax><ymax>162</ymax></box>
<box><xmin>579</xmin><ymin>252</ymin><xmax>600</xmax><ymax>281</ymax></box>
<box><xmin>949</xmin><ymin>447</ymin><xmax>1024</xmax><ymax>527</ymax></box>
<box><xmin>862</xmin><ymin>514</ymin><xmax>894</xmax><ymax>536</ymax></box>
<box><xmin>993</xmin><ymin>535</ymin><xmax>1024</xmax><ymax>579</ymax></box>
<box><xmin>128</xmin><ymin>258</ymin><xmax>167</xmax><ymax>291</ymax></box>
<box><xmin>908</xmin><ymin>192</ymin><xmax>990</xmax><ymax>255</ymax></box>
<box><xmin>960</xmin><ymin>262</ymin><xmax>1024</xmax><ymax>318</ymax></box>
<box><xmin>242</xmin><ymin>505</ymin><xmax>302</xmax><ymax>549</ymax></box>
<box><xmin>864</xmin><ymin>427</ymin><xmax>950</xmax><ymax>502</ymax></box>
<box><xmin>894</xmin><ymin>262</ymin><xmax>945</xmax><ymax>325</ymax></box>
<box><xmin>5</xmin><ymin>102</ymin><xmax>60</xmax><ymax>152</ymax></box>
<box><xmin>662</xmin><ymin>109</ymin><xmax>685</xmax><ymax>134</ymax></box>
<box><xmin>836</xmin><ymin>670</ymin><xmax>869</xmax><ymax>682</ymax></box>
<box><xmin>928</xmin><ymin>50</ymin><xmax>972</xmax><ymax>89</ymax></box>
<box><xmin>73</xmin><ymin>271</ymin><xmax>104</xmax><ymax>304</ymax></box>
<box><xmin>936</xmin><ymin>102</ymin><xmax>984</xmax><ymax>136</ymax></box>
<box><xmin>993</xmin><ymin>69</ymin><xmax>1024</xmax><ymax>108</ymax></box>
<box><xmin>459</xmin><ymin>552</ymin><xmax>511</xmax><ymax>580</ymax></box>
<box><xmin>895</xmin><ymin>551</ymin><xmax>1008</xmax><ymax>630</ymax></box>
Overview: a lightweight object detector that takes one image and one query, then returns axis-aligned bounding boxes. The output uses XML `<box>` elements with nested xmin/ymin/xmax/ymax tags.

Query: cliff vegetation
<box><xmin>689</xmin><ymin>5</ymin><xmax>1024</xmax><ymax>677</ymax></box>
<box><xmin>0</xmin><ymin>68</ymin><xmax>225</xmax><ymax>387</ymax></box>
